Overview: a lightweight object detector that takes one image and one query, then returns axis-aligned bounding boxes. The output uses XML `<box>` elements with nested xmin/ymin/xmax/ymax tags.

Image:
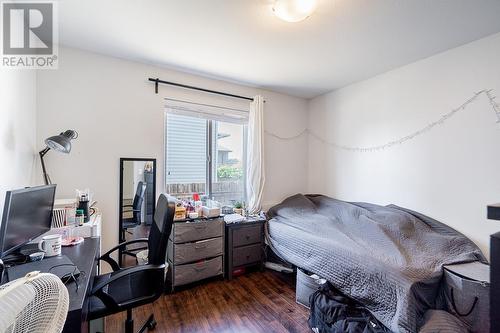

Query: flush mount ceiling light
<box><xmin>272</xmin><ymin>0</ymin><xmax>318</xmax><ymax>23</ymax></box>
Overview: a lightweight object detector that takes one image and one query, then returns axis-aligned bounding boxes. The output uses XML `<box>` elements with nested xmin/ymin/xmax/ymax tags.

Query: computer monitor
<box><xmin>0</xmin><ymin>185</ymin><xmax>56</xmax><ymax>258</ymax></box>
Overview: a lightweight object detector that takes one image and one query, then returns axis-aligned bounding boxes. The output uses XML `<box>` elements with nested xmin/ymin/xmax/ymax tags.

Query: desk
<box><xmin>4</xmin><ymin>237</ymin><xmax>100</xmax><ymax>333</ymax></box>
<box><xmin>62</xmin><ymin>237</ymin><xmax>100</xmax><ymax>333</ymax></box>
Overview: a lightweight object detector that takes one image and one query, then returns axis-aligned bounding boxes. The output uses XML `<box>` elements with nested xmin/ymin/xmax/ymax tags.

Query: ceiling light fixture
<box><xmin>272</xmin><ymin>0</ymin><xmax>318</xmax><ymax>23</ymax></box>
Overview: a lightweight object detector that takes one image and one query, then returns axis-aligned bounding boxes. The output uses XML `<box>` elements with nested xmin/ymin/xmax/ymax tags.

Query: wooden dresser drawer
<box><xmin>171</xmin><ymin>256</ymin><xmax>223</xmax><ymax>287</ymax></box>
<box><xmin>232</xmin><ymin>225</ymin><xmax>262</xmax><ymax>246</ymax></box>
<box><xmin>233</xmin><ymin>243</ymin><xmax>262</xmax><ymax>267</ymax></box>
<box><xmin>171</xmin><ymin>219</ymin><xmax>223</xmax><ymax>243</ymax></box>
<box><xmin>167</xmin><ymin>237</ymin><xmax>223</xmax><ymax>265</ymax></box>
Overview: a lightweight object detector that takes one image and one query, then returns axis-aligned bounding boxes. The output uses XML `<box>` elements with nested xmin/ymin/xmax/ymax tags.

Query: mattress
<box><xmin>266</xmin><ymin>194</ymin><xmax>485</xmax><ymax>333</ymax></box>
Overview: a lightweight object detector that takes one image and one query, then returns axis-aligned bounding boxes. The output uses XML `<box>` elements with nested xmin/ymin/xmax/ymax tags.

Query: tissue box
<box><xmin>202</xmin><ymin>206</ymin><xmax>220</xmax><ymax>218</ymax></box>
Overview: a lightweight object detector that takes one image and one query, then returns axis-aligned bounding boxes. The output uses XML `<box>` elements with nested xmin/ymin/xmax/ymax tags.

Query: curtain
<box><xmin>246</xmin><ymin>95</ymin><xmax>265</xmax><ymax>214</ymax></box>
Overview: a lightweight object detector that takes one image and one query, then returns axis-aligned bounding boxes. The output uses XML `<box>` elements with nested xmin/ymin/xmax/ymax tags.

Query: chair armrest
<box><xmin>91</xmin><ymin>264</ymin><xmax>165</xmax><ymax>294</ymax></box>
<box><xmin>99</xmin><ymin>238</ymin><xmax>148</xmax><ymax>271</ymax></box>
<box><xmin>122</xmin><ymin>246</ymin><xmax>148</xmax><ymax>255</ymax></box>
<box><xmin>90</xmin><ymin>264</ymin><xmax>165</xmax><ymax>309</ymax></box>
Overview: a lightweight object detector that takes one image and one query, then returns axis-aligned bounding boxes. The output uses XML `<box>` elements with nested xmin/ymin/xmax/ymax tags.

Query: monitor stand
<box><xmin>19</xmin><ymin>243</ymin><xmax>40</xmax><ymax>255</ymax></box>
<box><xmin>1</xmin><ymin>252</ymin><xmax>29</xmax><ymax>266</ymax></box>
<box><xmin>1</xmin><ymin>243</ymin><xmax>39</xmax><ymax>267</ymax></box>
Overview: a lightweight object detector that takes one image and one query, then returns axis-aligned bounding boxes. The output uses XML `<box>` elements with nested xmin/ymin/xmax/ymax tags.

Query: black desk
<box><xmin>4</xmin><ymin>237</ymin><xmax>100</xmax><ymax>333</ymax></box>
<box><xmin>62</xmin><ymin>237</ymin><xmax>100</xmax><ymax>333</ymax></box>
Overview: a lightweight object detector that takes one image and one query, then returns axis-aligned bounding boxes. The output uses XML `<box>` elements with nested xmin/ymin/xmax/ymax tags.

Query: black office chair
<box><xmin>121</xmin><ymin>181</ymin><xmax>147</xmax><ymax>242</ymax></box>
<box><xmin>89</xmin><ymin>193</ymin><xmax>175</xmax><ymax>333</ymax></box>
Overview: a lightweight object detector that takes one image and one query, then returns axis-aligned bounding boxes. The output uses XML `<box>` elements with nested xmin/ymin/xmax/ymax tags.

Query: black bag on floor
<box><xmin>308</xmin><ymin>282</ymin><xmax>390</xmax><ymax>333</ymax></box>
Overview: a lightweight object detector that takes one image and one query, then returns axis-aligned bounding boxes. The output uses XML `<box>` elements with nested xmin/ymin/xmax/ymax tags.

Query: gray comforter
<box><xmin>266</xmin><ymin>194</ymin><xmax>485</xmax><ymax>333</ymax></box>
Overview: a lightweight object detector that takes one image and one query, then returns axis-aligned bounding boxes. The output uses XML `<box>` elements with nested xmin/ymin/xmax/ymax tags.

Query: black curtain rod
<box><xmin>148</xmin><ymin>78</ymin><xmax>254</xmax><ymax>101</ymax></box>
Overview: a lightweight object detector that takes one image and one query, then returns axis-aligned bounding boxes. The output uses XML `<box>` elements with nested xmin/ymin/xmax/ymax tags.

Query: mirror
<box><xmin>119</xmin><ymin>158</ymin><xmax>156</xmax><ymax>266</ymax></box>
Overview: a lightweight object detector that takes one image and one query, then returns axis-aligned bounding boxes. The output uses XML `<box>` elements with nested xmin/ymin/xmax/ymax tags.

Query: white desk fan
<box><xmin>0</xmin><ymin>271</ymin><xmax>69</xmax><ymax>333</ymax></box>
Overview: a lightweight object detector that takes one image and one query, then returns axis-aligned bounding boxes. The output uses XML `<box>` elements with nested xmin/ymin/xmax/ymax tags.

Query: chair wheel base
<box><xmin>138</xmin><ymin>314</ymin><xmax>156</xmax><ymax>333</ymax></box>
<box><xmin>147</xmin><ymin>319</ymin><xmax>157</xmax><ymax>329</ymax></box>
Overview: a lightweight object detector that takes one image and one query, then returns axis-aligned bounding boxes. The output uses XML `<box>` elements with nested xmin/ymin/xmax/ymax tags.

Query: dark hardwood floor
<box><xmin>106</xmin><ymin>270</ymin><xmax>310</xmax><ymax>333</ymax></box>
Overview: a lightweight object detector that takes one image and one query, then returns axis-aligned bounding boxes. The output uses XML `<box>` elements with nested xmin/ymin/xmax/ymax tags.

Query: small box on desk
<box><xmin>202</xmin><ymin>206</ymin><xmax>220</xmax><ymax>218</ymax></box>
<box><xmin>47</xmin><ymin>214</ymin><xmax>102</xmax><ymax>239</ymax></box>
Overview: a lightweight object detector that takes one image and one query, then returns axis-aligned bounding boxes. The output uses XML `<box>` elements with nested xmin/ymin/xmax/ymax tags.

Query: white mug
<box><xmin>38</xmin><ymin>234</ymin><xmax>62</xmax><ymax>257</ymax></box>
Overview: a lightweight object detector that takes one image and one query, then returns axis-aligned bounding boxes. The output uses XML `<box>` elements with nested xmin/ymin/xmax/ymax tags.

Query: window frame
<box><xmin>165</xmin><ymin>113</ymin><xmax>247</xmax><ymax>203</ymax></box>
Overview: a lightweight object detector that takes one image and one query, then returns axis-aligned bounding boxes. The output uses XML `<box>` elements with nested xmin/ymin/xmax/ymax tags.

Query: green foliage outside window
<box><xmin>217</xmin><ymin>165</ymin><xmax>243</xmax><ymax>180</ymax></box>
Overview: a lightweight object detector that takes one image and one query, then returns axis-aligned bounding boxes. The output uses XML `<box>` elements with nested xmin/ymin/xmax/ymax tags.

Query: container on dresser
<box><xmin>225</xmin><ymin>218</ymin><xmax>266</xmax><ymax>280</ymax></box>
<box><xmin>166</xmin><ymin>217</ymin><xmax>224</xmax><ymax>292</ymax></box>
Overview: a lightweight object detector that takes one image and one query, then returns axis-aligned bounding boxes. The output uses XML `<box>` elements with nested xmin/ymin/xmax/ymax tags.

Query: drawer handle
<box><xmin>245</xmin><ymin>235</ymin><xmax>250</xmax><ymax>240</ymax></box>
<box><xmin>194</xmin><ymin>244</ymin><xmax>207</xmax><ymax>249</ymax></box>
<box><xmin>194</xmin><ymin>265</ymin><xmax>207</xmax><ymax>271</ymax></box>
<box><xmin>246</xmin><ymin>255</ymin><xmax>251</xmax><ymax>260</ymax></box>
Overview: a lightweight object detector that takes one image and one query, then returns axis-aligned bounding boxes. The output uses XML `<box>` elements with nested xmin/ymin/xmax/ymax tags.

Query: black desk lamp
<box><xmin>39</xmin><ymin>130</ymin><xmax>78</xmax><ymax>185</ymax></box>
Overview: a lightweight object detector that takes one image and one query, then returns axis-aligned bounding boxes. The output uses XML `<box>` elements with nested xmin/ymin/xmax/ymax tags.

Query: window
<box><xmin>165</xmin><ymin>113</ymin><xmax>207</xmax><ymax>196</ymax></box>
<box><xmin>165</xmin><ymin>102</ymin><xmax>247</xmax><ymax>206</ymax></box>
<box><xmin>211</xmin><ymin>120</ymin><xmax>246</xmax><ymax>205</ymax></box>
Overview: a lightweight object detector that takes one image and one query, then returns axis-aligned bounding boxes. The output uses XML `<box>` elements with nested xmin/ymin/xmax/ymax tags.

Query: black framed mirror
<box><xmin>119</xmin><ymin>158</ymin><xmax>156</xmax><ymax>266</ymax></box>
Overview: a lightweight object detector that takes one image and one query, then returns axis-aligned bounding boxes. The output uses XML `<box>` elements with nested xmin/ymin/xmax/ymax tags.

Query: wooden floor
<box><xmin>106</xmin><ymin>270</ymin><xmax>310</xmax><ymax>333</ymax></box>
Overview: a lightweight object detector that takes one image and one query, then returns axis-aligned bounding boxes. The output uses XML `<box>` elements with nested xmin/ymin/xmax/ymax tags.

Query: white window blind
<box><xmin>165</xmin><ymin>113</ymin><xmax>207</xmax><ymax>184</ymax></box>
<box><xmin>165</xmin><ymin>98</ymin><xmax>248</xmax><ymax>124</ymax></box>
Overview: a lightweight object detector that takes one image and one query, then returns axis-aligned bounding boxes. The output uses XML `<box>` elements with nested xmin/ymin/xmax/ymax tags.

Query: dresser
<box><xmin>166</xmin><ymin>218</ymin><xmax>224</xmax><ymax>292</ymax></box>
<box><xmin>225</xmin><ymin>219</ymin><xmax>266</xmax><ymax>280</ymax></box>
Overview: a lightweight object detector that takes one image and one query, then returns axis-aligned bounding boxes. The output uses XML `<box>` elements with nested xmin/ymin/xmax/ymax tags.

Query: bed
<box><xmin>266</xmin><ymin>194</ymin><xmax>485</xmax><ymax>333</ymax></box>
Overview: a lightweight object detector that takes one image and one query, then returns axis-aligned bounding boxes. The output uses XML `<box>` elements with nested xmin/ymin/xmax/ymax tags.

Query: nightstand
<box><xmin>225</xmin><ymin>218</ymin><xmax>266</xmax><ymax>280</ymax></box>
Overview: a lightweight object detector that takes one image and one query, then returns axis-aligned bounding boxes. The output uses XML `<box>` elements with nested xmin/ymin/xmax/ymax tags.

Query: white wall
<box><xmin>308</xmin><ymin>32</ymin><xmax>500</xmax><ymax>258</ymax></box>
<box><xmin>37</xmin><ymin>47</ymin><xmax>308</xmax><ymax>254</ymax></box>
<box><xmin>0</xmin><ymin>69</ymin><xmax>37</xmax><ymax>219</ymax></box>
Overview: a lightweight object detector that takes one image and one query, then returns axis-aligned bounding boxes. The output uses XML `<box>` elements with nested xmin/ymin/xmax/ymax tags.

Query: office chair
<box><xmin>121</xmin><ymin>181</ymin><xmax>147</xmax><ymax>242</ymax></box>
<box><xmin>89</xmin><ymin>193</ymin><xmax>175</xmax><ymax>333</ymax></box>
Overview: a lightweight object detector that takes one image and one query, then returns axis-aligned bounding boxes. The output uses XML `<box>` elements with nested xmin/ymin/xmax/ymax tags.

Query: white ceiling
<box><xmin>58</xmin><ymin>0</ymin><xmax>500</xmax><ymax>98</ymax></box>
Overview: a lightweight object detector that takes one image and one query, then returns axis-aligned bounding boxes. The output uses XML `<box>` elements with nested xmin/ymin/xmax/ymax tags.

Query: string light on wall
<box><xmin>265</xmin><ymin>89</ymin><xmax>500</xmax><ymax>152</ymax></box>
<box><xmin>272</xmin><ymin>0</ymin><xmax>318</xmax><ymax>22</ymax></box>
